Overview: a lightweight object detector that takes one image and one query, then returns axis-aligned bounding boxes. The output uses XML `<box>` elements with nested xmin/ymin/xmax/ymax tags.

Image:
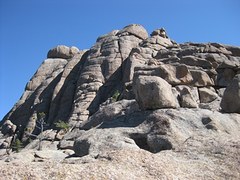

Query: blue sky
<box><xmin>0</xmin><ymin>0</ymin><xmax>239</xmax><ymax>120</ymax></box>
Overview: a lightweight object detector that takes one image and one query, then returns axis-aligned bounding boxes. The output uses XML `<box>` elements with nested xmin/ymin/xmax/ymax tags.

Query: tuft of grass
<box><xmin>55</xmin><ymin>120</ymin><xmax>70</xmax><ymax>132</ymax></box>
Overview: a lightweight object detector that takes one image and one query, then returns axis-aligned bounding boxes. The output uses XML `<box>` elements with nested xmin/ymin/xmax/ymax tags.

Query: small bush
<box><xmin>11</xmin><ymin>139</ymin><xmax>23</xmax><ymax>153</ymax></box>
<box><xmin>112</xmin><ymin>90</ymin><xmax>120</xmax><ymax>102</ymax></box>
<box><xmin>55</xmin><ymin>120</ymin><xmax>70</xmax><ymax>131</ymax></box>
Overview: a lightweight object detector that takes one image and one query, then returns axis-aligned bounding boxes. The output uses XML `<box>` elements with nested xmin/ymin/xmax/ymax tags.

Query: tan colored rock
<box><xmin>133</xmin><ymin>75</ymin><xmax>177</xmax><ymax>110</ymax></box>
<box><xmin>141</xmin><ymin>36</ymin><xmax>173</xmax><ymax>50</ymax></box>
<box><xmin>134</xmin><ymin>64</ymin><xmax>193</xmax><ymax>85</ymax></box>
<box><xmin>70</xmin><ymin>25</ymin><xmax>146</xmax><ymax>120</ymax></box>
<box><xmin>199</xmin><ymin>87</ymin><xmax>219</xmax><ymax>103</ymax></box>
<box><xmin>47</xmin><ymin>45</ymin><xmax>79</xmax><ymax>59</ymax></box>
<box><xmin>58</xmin><ymin>140</ymin><xmax>74</xmax><ymax>150</ymax></box>
<box><xmin>190</xmin><ymin>70</ymin><xmax>214</xmax><ymax>86</ymax></box>
<box><xmin>151</xmin><ymin>28</ymin><xmax>168</xmax><ymax>38</ymax></box>
<box><xmin>117</xmin><ymin>24</ymin><xmax>148</xmax><ymax>40</ymax></box>
<box><xmin>35</xmin><ymin>150</ymin><xmax>68</xmax><ymax>160</ymax></box>
<box><xmin>180</xmin><ymin>55</ymin><xmax>212</xmax><ymax>69</ymax></box>
<box><xmin>176</xmin><ymin>85</ymin><xmax>198</xmax><ymax>108</ymax></box>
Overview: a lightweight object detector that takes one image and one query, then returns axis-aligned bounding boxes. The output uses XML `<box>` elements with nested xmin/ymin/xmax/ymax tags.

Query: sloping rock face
<box><xmin>1</xmin><ymin>24</ymin><xmax>240</xmax><ymax>179</ymax></box>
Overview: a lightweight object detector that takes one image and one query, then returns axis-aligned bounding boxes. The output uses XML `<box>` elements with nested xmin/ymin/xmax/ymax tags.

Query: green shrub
<box><xmin>11</xmin><ymin>139</ymin><xmax>23</xmax><ymax>153</ymax></box>
<box><xmin>112</xmin><ymin>90</ymin><xmax>120</xmax><ymax>102</ymax></box>
<box><xmin>55</xmin><ymin>120</ymin><xmax>70</xmax><ymax>131</ymax></box>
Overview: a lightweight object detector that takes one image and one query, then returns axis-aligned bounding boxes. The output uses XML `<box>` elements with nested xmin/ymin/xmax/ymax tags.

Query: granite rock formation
<box><xmin>0</xmin><ymin>24</ymin><xmax>240</xmax><ymax>179</ymax></box>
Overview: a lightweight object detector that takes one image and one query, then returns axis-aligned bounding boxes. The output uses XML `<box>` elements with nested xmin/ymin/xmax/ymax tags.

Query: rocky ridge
<box><xmin>0</xmin><ymin>24</ymin><xmax>240</xmax><ymax>179</ymax></box>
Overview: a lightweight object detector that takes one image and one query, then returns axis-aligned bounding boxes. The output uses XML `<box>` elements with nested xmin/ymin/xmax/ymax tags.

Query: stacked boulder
<box><xmin>123</xmin><ymin>30</ymin><xmax>240</xmax><ymax>112</ymax></box>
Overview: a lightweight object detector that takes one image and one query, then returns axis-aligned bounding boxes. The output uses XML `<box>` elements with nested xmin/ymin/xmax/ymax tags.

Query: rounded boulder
<box><xmin>117</xmin><ymin>24</ymin><xmax>148</xmax><ymax>40</ymax></box>
<box><xmin>47</xmin><ymin>45</ymin><xmax>79</xmax><ymax>59</ymax></box>
<box><xmin>133</xmin><ymin>75</ymin><xmax>178</xmax><ymax>110</ymax></box>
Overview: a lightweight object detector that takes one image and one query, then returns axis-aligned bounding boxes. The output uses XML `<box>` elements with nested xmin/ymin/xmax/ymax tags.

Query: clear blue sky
<box><xmin>0</xmin><ymin>0</ymin><xmax>239</xmax><ymax>120</ymax></box>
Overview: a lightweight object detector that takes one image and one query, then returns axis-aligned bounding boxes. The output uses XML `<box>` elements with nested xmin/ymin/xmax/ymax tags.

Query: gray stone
<box><xmin>25</xmin><ymin>139</ymin><xmax>59</xmax><ymax>150</ymax></box>
<box><xmin>151</xmin><ymin>28</ymin><xmax>168</xmax><ymax>38</ymax></box>
<box><xmin>0</xmin><ymin>149</ymin><xmax>7</xmax><ymax>156</ymax></box>
<box><xmin>180</xmin><ymin>55</ymin><xmax>212</xmax><ymax>69</ymax></box>
<box><xmin>0</xmin><ymin>141</ymin><xmax>9</xmax><ymax>149</ymax></box>
<box><xmin>73</xmin><ymin>128</ymin><xmax>139</xmax><ymax>157</ymax></box>
<box><xmin>217</xmin><ymin>88</ymin><xmax>225</xmax><ymax>97</ymax></box>
<box><xmin>134</xmin><ymin>64</ymin><xmax>193</xmax><ymax>85</ymax></box>
<box><xmin>4</xmin><ymin>150</ymin><xmax>35</xmax><ymax>163</ymax></box>
<box><xmin>220</xmin><ymin>74</ymin><xmax>240</xmax><ymax>113</ymax></box>
<box><xmin>47</xmin><ymin>45</ymin><xmax>79</xmax><ymax>59</ymax></box>
<box><xmin>176</xmin><ymin>85</ymin><xmax>198</xmax><ymax>108</ymax></box>
<box><xmin>199</xmin><ymin>87</ymin><xmax>219</xmax><ymax>103</ymax></box>
<box><xmin>141</xmin><ymin>35</ymin><xmax>173</xmax><ymax>50</ymax></box>
<box><xmin>40</xmin><ymin>129</ymin><xmax>57</xmax><ymax>141</ymax></box>
<box><xmin>35</xmin><ymin>150</ymin><xmax>68</xmax><ymax>160</ymax></box>
<box><xmin>69</xmin><ymin>25</ymin><xmax>145</xmax><ymax>123</ymax></box>
<box><xmin>55</xmin><ymin>129</ymin><xmax>68</xmax><ymax>140</ymax></box>
<box><xmin>117</xmin><ymin>24</ymin><xmax>148</xmax><ymax>39</ymax></box>
<box><xmin>62</xmin><ymin>149</ymin><xmax>75</xmax><ymax>156</ymax></box>
<box><xmin>133</xmin><ymin>75</ymin><xmax>178</xmax><ymax>110</ymax></box>
<box><xmin>58</xmin><ymin>140</ymin><xmax>74</xmax><ymax>150</ymax></box>
<box><xmin>225</xmin><ymin>45</ymin><xmax>240</xmax><ymax>56</ymax></box>
<box><xmin>71</xmin><ymin>108</ymin><xmax>240</xmax><ymax>172</ymax></box>
<box><xmin>81</xmin><ymin>100</ymin><xmax>139</xmax><ymax>130</ymax></box>
<box><xmin>190</xmin><ymin>70</ymin><xmax>214</xmax><ymax>86</ymax></box>
<box><xmin>216</xmin><ymin>68</ymin><xmax>236</xmax><ymax>87</ymax></box>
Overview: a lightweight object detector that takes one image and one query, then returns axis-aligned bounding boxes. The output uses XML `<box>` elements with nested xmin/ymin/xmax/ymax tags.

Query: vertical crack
<box><xmin>117</xmin><ymin>37</ymin><xmax>125</xmax><ymax>77</ymax></box>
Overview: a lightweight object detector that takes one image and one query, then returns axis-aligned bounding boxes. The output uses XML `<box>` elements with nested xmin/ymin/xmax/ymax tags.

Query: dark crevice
<box><xmin>130</xmin><ymin>133</ymin><xmax>172</xmax><ymax>153</ymax></box>
<box><xmin>130</xmin><ymin>133</ymin><xmax>151</xmax><ymax>152</ymax></box>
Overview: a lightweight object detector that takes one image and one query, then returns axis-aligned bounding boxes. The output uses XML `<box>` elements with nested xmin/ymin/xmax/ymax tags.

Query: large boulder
<box><xmin>190</xmin><ymin>70</ymin><xmax>214</xmax><ymax>86</ymax></box>
<box><xmin>73</xmin><ymin>128</ymin><xmax>138</xmax><ymax>157</ymax></box>
<box><xmin>117</xmin><ymin>24</ymin><xmax>148</xmax><ymax>40</ymax></box>
<box><xmin>133</xmin><ymin>75</ymin><xmax>178</xmax><ymax>110</ymax></box>
<box><xmin>220</xmin><ymin>74</ymin><xmax>240</xmax><ymax>113</ymax></box>
<box><xmin>199</xmin><ymin>87</ymin><xmax>219</xmax><ymax>103</ymax></box>
<box><xmin>47</xmin><ymin>45</ymin><xmax>79</xmax><ymax>59</ymax></box>
<box><xmin>176</xmin><ymin>85</ymin><xmax>198</xmax><ymax>108</ymax></box>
